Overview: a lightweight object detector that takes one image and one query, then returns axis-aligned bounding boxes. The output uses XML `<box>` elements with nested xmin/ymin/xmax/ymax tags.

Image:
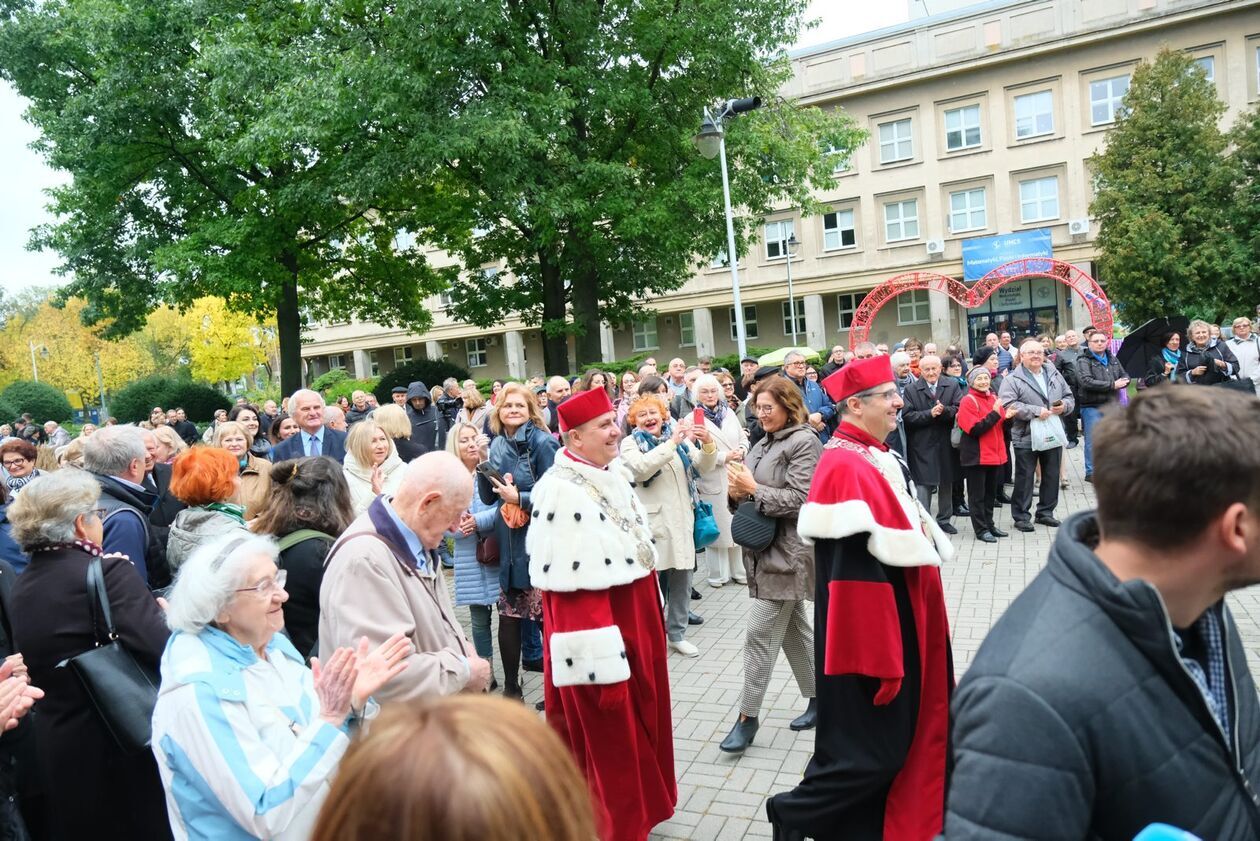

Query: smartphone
<box><xmin>475</xmin><ymin>461</ymin><xmax>505</xmax><ymax>485</ymax></box>
<box><xmin>692</xmin><ymin>407</ymin><xmax>704</xmax><ymax>427</ymax></box>
<box><xmin>1052</xmin><ymin>400</ymin><xmax>1063</xmax><ymax>409</ymax></box>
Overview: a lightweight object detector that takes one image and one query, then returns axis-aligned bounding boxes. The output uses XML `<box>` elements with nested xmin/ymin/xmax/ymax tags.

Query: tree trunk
<box><xmin>276</xmin><ymin>254</ymin><xmax>304</xmax><ymax>397</ymax></box>
<box><xmin>570</xmin><ymin>241</ymin><xmax>603</xmax><ymax>370</ymax></box>
<box><xmin>540</xmin><ymin>249</ymin><xmax>570</xmax><ymax>376</ymax></box>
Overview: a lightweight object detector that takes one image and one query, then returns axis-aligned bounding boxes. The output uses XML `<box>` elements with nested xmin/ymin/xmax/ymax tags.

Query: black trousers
<box><xmin>1063</xmin><ymin>400</ymin><xmax>1080</xmax><ymax>443</ymax></box>
<box><xmin>964</xmin><ymin>465</ymin><xmax>999</xmax><ymax>535</ymax></box>
<box><xmin>1000</xmin><ymin>422</ymin><xmax>1013</xmax><ymax>484</ymax></box>
<box><xmin>1011</xmin><ymin>445</ymin><xmax>1062</xmax><ymax>523</ymax></box>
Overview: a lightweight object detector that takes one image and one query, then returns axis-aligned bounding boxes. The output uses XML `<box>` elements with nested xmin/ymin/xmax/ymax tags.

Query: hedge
<box><xmin>373</xmin><ymin>359</ymin><xmax>472</xmax><ymax>405</ymax></box>
<box><xmin>111</xmin><ymin>375</ymin><xmax>231</xmax><ymax>423</ymax></box>
<box><xmin>1</xmin><ymin>381</ymin><xmax>74</xmax><ymax>423</ymax></box>
<box><xmin>311</xmin><ymin>370</ymin><xmax>380</xmax><ymax>404</ymax></box>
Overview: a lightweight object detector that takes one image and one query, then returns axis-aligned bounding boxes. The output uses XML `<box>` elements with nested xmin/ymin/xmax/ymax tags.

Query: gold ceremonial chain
<box><xmin>550</xmin><ymin>464</ymin><xmax>656</xmax><ymax>570</ymax></box>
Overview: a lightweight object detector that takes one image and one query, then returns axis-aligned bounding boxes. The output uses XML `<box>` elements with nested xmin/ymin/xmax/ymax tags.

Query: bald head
<box><xmin>547</xmin><ymin>376</ymin><xmax>571</xmax><ymax>403</ymax></box>
<box><xmin>393</xmin><ymin>452</ymin><xmax>474</xmax><ymax>550</ymax></box>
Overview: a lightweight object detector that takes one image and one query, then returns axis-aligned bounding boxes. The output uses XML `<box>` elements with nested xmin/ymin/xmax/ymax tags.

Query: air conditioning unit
<box><xmin>486</xmin><ymin>335</ymin><xmax>500</xmax><ymax>348</ymax></box>
<box><xmin>1068</xmin><ymin>218</ymin><xmax>1090</xmax><ymax>236</ymax></box>
<box><xmin>925</xmin><ymin>239</ymin><xmax>945</xmax><ymax>256</ymax></box>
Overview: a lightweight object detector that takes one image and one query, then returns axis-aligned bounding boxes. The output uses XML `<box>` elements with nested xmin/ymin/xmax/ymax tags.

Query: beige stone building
<box><xmin>303</xmin><ymin>0</ymin><xmax>1260</xmax><ymax>382</ymax></box>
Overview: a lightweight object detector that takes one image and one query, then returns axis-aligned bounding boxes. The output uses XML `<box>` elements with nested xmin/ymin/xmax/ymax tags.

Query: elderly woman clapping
<box><xmin>152</xmin><ymin>533</ymin><xmax>411</xmax><ymax>841</ymax></box>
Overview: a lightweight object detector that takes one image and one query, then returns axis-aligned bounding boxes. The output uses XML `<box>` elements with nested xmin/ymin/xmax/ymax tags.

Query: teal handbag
<box><xmin>693</xmin><ymin>500</ymin><xmax>720</xmax><ymax>550</ymax></box>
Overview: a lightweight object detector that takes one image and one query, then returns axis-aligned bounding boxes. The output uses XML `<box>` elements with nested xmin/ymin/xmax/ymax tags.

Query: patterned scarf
<box><xmin>33</xmin><ymin>537</ymin><xmax>103</xmax><ymax>556</ymax></box>
<box><xmin>701</xmin><ymin>400</ymin><xmax>727</xmax><ymax>428</ymax></box>
<box><xmin>206</xmin><ymin>501</ymin><xmax>247</xmax><ymax>525</ymax></box>
<box><xmin>631</xmin><ymin>425</ymin><xmax>698</xmax><ymax>495</ymax></box>
<box><xmin>6</xmin><ymin>470</ymin><xmax>39</xmax><ymax>493</ymax></box>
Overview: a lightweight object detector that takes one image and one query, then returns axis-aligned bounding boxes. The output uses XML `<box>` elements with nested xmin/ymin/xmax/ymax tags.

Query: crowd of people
<box><xmin>0</xmin><ymin>311</ymin><xmax>1256</xmax><ymax>841</ymax></box>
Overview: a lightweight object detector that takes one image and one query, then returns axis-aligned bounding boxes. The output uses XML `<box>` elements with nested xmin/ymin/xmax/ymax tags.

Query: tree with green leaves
<box><xmin>0</xmin><ymin>0</ymin><xmax>452</xmax><ymax>395</ymax></box>
<box><xmin>1089</xmin><ymin>48</ymin><xmax>1243</xmax><ymax>325</ymax></box>
<box><xmin>1229</xmin><ymin>102</ymin><xmax>1260</xmax><ymax>310</ymax></box>
<box><xmin>325</xmin><ymin>0</ymin><xmax>864</xmax><ymax>373</ymax></box>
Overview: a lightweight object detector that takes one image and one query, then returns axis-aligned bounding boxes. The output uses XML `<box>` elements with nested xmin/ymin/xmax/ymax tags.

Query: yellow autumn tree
<box><xmin>184</xmin><ymin>298</ymin><xmax>277</xmax><ymax>386</ymax></box>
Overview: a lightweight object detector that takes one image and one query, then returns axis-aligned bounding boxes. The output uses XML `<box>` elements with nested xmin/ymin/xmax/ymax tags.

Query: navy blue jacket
<box><xmin>476</xmin><ymin>423</ymin><xmax>560</xmax><ymax>591</ymax></box>
<box><xmin>271</xmin><ymin>426</ymin><xmax>347</xmax><ymax>464</ymax></box>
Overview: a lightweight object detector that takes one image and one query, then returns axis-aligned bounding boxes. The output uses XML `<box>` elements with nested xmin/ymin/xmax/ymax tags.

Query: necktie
<box><xmin>929</xmin><ymin>383</ymin><xmax>936</xmax><ymax>398</ymax></box>
<box><xmin>308</xmin><ymin>434</ymin><xmax>321</xmax><ymax>457</ymax></box>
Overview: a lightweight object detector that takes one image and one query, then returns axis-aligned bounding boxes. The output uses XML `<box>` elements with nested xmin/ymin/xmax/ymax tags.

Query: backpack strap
<box><xmin>276</xmin><ymin>529</ymin><xmax>334</xmax><ymax>554</ymax></box>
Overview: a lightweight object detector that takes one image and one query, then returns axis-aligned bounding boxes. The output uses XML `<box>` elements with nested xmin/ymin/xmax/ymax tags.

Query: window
<box><xmin>823</xmin><ymin>210</ymin><xmax>857</xmax><ymax>250</ymax></box>
<box><xmin>328</xmin><ymin>354</ymin><xmax>346</xmax><ymax>371</ymax></box>
<box><xmin>781</xmin><ymin>300</ymin><xmax>807</xmax><ymax>337</ymax></box>
<box><xmin>466</xmin><ymin>338</ymin><xmax>488</xmax><ymax>368</ymax></box>
<box><xmin>883</xmin><ymin>199</ymin><xmax>919</xmax><ymax>242</ymax></box>
<box><xmin>632</xmin><ymin>318</ymin><xmax>658</xmax><ymax>351</ymax></box>
<box><xmin>368</xmin><ymin>351</ymin><xmax>380</xmax><ymax>378</ymax></box>
<box><xmin>878</xmin><ymin>118</ymin><xmax>913</xmax><ymax>164</ymax></box>
<box><xmin>710</xmin><ymin>249</ymin><xmax>729</xmax><ymax>269</ymax></box>
<box><xmin>394</xmin><ymin>346</ymin><xmax>414</xmax><ymax>366</ymax></box>
<box><xmin>897</xmin><ymin>289</ymin><xmax>931</xmax><ymax>325</ymax></box>
<box><xmin>436</xmin><ymin>289</ymin><xmax>453</xmax><ymax>309</ymax></box>
<box><xmin>1014</xmin><ymin>90</ymin><xmax>1054</xmax><ymax>139</ymax></box>
<box><xmin>1089</xmin><ymin>74</ymin><xmax>1130</xmax><ymax>126</ymax></box>
<box><xmin>823</xmin><ymin>142</ymin><xmax>851</xmax><ymax>174</ymax></box>
<box><xmin>729</xmin><ymin>305</ymin><xmax>759</xmax><ymax>341</ymax></box>
<box><xmin>1193</xmin><ymin>55</ymin><xmax>1215</xmax><ymax>83</ymax></box>
<box><xmin>765</xmin><ymin>220</ymin><xmax>795</xmax><ymax>260</ymax></box>
<box><xmin>949</xmin><ymin>188</ymin><xmax>987</xmax><ymax>233</ymax></box>
<box><xmin>679</xmin><ymin>312</ymin><xmax>696</xmax><ymax>347</ymax></box>
<box><xmin>837</xmin><ymin>293</ymin><xmax>862</xmax><ymax>330</ymax></box>
<box><xmin>944</xmin><ymin>105</ymin><xmax>982</xmax><ymax>151</ymax></box>
<box><xmin>1019</xmin><ymin>176</ymin><xmax>1060</xmax><ymax>223</ymax></box>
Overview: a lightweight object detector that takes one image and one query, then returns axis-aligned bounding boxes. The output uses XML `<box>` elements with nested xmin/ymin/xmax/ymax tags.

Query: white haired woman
<box><xmin>152</xmin><ymin>533</ymin><xmax>410</xmax><ymax>841</ymax></box>
<box><xmin>691</xmin><ymin>373</ymin><xmax>748</xmax><ymax>588</ymax></box>
<box><xmin>342</xmin><ymin>420</ymin><xmax>406</xmax><ymax>516</ymax></box>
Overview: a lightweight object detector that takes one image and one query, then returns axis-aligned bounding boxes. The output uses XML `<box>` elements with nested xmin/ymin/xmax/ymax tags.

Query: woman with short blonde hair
<box><xmin>214</xmin><ymin>420</ymin><xmax>272</xmax><ymax>520</ymax></box>
<box><xmin>343</xmin><ymin>420</ymin><xmax>405</xmax><ymax>515</ymax></box>
<box><xmin>151</xmin><ymin>424</ymin><xmax>188</xmax><ymax>464</ymax></box>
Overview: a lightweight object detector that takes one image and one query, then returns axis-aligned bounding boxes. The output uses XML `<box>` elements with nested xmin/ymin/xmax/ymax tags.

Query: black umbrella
<box><xmin>1117</xmin><ymin>316</ymin><xmax>1189</xmax><ymax>380</ymax></box>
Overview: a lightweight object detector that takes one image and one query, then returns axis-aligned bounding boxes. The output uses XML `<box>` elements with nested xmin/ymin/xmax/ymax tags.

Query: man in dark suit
<box><xmin>270</xmin><ymin>388</ymin><xmax>348</xmax><ymax>464</ymax></box>
<box><xmin>902</xmin><ymin>354</ymin><xmax>963</xmax><ymax>534</ymax></box>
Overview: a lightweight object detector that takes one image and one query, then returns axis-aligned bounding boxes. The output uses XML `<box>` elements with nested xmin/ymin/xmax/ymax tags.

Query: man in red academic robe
<box><xmin>526</xmin><ymin>388</ymin><xmax>675</xmax><ymax>841</ymax></box>
<box><xmin>767</xmin><ymin>355</ymin><xmax>954</xmax><ymax>841</ymax></box>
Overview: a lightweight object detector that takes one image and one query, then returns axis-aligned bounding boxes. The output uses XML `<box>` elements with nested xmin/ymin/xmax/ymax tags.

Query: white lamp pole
<box><xmin>783</xmin><ymin>233</ymin><xmax>798</xmax><ymax>345</ymax></box>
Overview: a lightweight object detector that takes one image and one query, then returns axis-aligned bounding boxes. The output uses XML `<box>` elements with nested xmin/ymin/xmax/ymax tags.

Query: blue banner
<box><xmin>961</xmin><ymin>228</ymin><xmax>1053</xmax><ymax>282</ymax></box>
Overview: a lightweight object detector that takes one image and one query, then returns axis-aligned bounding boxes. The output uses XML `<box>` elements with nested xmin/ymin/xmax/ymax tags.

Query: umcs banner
<box><xmin>961</xmin><ymin>228</ymin><xmax>1053</xmax><ymax>282</ymax></box>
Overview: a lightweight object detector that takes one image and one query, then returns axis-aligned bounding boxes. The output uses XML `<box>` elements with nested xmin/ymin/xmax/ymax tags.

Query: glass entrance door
<box><xmin>967</xmin><ymin>307</ymin><xmax>1058</xmax><ymax>355</ymax></box>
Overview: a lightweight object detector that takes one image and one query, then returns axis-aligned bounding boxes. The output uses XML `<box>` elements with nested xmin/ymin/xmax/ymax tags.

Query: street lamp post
<box><xmin>28</xmin><ymin>341</ymin><xmax>43</xmax><ymax>382</ymax></box>
<box><xmin>783</xmin><ymin>232</ymin><xmax>799</xmax><ymax>345</ymax></box>
<box><xmin>694</xmin><ymin>97</ymin><xmax>761</xmax><ymax>361</ymax></box>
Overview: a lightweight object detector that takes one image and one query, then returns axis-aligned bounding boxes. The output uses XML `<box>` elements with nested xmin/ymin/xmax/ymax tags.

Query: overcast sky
<box><xmin>0</xmin><ymin>3</ymin><xmax>912</xmax><ymax>296</ymax></box>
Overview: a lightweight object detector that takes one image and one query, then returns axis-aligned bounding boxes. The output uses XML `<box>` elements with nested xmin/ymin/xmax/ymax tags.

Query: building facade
<box><xmin>303</xmin><ymin>0</ymin><xmax>1260</xmax><ymax>381</ymax></box>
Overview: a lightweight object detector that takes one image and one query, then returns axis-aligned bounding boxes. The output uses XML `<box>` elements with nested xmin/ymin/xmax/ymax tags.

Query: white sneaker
<box><xmin>731</xmin><ymin>576</ymin><xmax>748</xmax><ymax>585</ymax></box>
<box><xmin>668</xmin><ymin>640</ymin><xmax>700</xmax><ymax>658</ymax></box>
<box><xmin>707</xmin><ymin>578</ymin><xmax>728</xmax><ymax>587</ymax></box>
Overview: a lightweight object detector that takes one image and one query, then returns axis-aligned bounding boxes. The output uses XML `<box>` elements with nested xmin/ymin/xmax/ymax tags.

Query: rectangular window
<box><xmin>436</xmin><ymin>289</ymin><xmax>453</xmax><ymax>309</ymax></box>
<box><xmin>781</xmin><ymin>300</ymin><xmax>807</xmax><ymax>337</ymax></box>
<box><xmin>1089</xmin><ymin>74</ymin><xmax>1130</xmax><ymax>126</ymax></box>
<box><xmin>328</xmin><ymin>354</ymin><xmax>346</xmax><ymax>371</ymax></box>
<box><xmin>823</xmin><ymin>142</ymin><xmax>850</xmax><ymax>173</ymax></box>
<box><xmin>897</xmin><ymin>289</ymin><xmax>931</xmax><ymax>325</ymax></box>
<box><xmin>949</xmin><ymin>187</ymin><xmax>987</xmax><ymax>233</ymax></box>
<box><xmin>1019</xmin><ymin>176</ymin><xmax>1060</xmax><ymax>223</ymax></box>
<box><xmin>823</xmin><ymin>210</ymin><xmax>857</xmax><ymax>250</ymax></box>
<box><xmin>878</xmin><ymin>118</ymin><xmax>913</xmax><ymax>164</ymax></box>
<box><xmin>884</xmin><ymin>199</ymin><xmax>920</xmax><ymax>242</ymax></box>
<box><xmin>466</xmin><ymin>338</ymin><xmax>488</xmax><ymax>368</ymax></box>
<box><xmin>1014</xmin><ymin>90</ymin><xmax>1054</xmax><ymax>139</ymax></box>
<box><xmin>368</xmin><ymin>351</ymin><xmax>380</xmax><ymax>378</ymax></box>
<box><xmin>679</xmin><ymin>312</ymin><xmax>696</xmax><ymax>347</ymax></box>
<box><xmin>632</xmin><ymin>318</ymin><xmax>658</xmax><ymax>351</ymax></box>
<box><xmin>837</xmin><ymin>293</ymin><xmax>861</xmax><ymax>329</ymax></box>
<box><xmin>710</xmin><ymin>249</ymin><xmax>729</xmax><ymax>269</ymax></box>
<box><xmin>394</xmin><ymin>346</ymin><xmax>414</xmax><ymax>366</ymax></box>
<box><xmin>944</xmin><ymin>105</ymin><xmax>982</xmax><ymax>151</ymax></box>
<box><xmin>765</xmin><ymin>220</ymin><xmax>795</xmax><ymax>260</ymax></box>
<box><xmin>1193</xmin><ymin>55</ymin><xmax>1215</xmax><ymax>83</ymax></box>
<box><xmin>729</xmin><ymin>305</ymin><xmax>759</xmax><ymax>341</ymax></box>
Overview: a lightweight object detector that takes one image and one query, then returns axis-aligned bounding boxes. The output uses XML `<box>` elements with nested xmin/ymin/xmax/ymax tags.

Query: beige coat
<box><xmin>233</xmin><ymin>454</ymin><xmax>272</xmax><ymax>520</ymax></box>
<box><xmin>617</xmin><ymin>434</ymin><xmax>717</xmax><ymax>571</ymax></box>
<box><xmin>694</xmin><ymin>406</ymin><xmax>746</xmax><ymax>550</ymax></box>
<box><xmin>741</xmin><ymin>423</ymin><xmax>822</xmax><ymax>601</ymax></box>
<box><xmin>318</xmin><ymin>508</ymin><xmax>473</xmax><ymax>701</ymax></box>
<box><xmin>343</xmin><ymin>450</ymin><xmax>406</xmax><ymax>516</ymax></box>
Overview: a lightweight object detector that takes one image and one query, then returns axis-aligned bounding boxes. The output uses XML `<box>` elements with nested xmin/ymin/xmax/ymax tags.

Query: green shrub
<box><xmin>111</xmin><ymin>375</ymin><xmax>230</xmax><ymax>423</ymax></box>
<box><xmin>310</xmin><ymin>368</ymin><xmax>351</xmax><ymax>392</ymax></box>
<box><xmin>1</xmin><ymin>381</ymin><xmax>74</xmax><ymax>423</ymax></box>
<box><xmin>0</xmin><ymin>399</ymin><xmax>18</xmax><ymax>426</ymax></box>
<box><xmin>373</xmin><ymin>359</ymin><xmax>471</xmax><ymax>405</ymax></box>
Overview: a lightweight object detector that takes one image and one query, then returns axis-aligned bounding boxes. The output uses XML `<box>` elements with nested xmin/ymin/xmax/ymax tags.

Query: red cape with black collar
<box><xmin>768</xmin><ymin>422</ymin><xmax>953</xmax><ymax>841</ymax></box>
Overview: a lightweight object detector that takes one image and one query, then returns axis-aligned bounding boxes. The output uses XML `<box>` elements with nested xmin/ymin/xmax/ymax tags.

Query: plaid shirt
<box><xmin>1174</xmin><ymin>603</ymin><xmax>1231</xmax><ymax>743</ymax></box>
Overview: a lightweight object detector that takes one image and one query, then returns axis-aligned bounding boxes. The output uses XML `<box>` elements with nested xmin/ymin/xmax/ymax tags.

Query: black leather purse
<box><xmin>57</xmin><ymin>557</ymin><xmax>161</xmax><ymax>754</ymax></box>
<box><xmin>730</xmin><ymin>500</ymin><xmax>776</xmax><ymax>552</ymax></box>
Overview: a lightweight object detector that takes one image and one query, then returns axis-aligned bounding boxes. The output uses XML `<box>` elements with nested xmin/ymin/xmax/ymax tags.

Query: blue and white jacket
<box><xmin>151</xmin><ymin>627</ymin><xmax>372</xmax><ymax>841</ymax></box>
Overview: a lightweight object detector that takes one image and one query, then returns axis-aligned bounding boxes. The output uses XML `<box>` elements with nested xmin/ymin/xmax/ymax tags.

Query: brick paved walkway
<box><xmin>448</xmin><ymin>443</ymin><xmax>1260</xmax><ymax>840</ymax></box>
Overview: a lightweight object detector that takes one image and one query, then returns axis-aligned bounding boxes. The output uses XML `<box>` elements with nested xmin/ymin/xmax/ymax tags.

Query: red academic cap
<box><xmin>557</xmin><ymin>388</ymin><xmax>615</xmax><ymax>432</ymax></box>
<box><xmin>821</xmin><ymin>355</ymin><xmax>895</xmax><ymax>403</ymax></box>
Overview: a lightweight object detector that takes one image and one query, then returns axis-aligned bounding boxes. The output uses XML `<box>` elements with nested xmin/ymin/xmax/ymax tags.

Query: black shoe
<box><xmin>719</xmin><ymin>716</ymin><xmax>759</xmax><ymax>753</ymax></box>
<box><xmin>995</xmin><ymin>492</ymin><xmax>1012</xmax><ymax>504</ymax></box>
<box><xmin>490</xmin><ymin>677</ymin><xmax>499</xmax><ymax>692</ymax></box>
<box><xmin>691</xmin><ymin>587</ymin><xmax>702</xmax><ymax>601</ymax></box>
<box><xmin>503</xmin><ymin>682</ymin><xmax>523</xmax><ymax>700</ymax></box>
<box><xmin>990</xmin><ymin>527</ymin><xmax>1009</xmax><ymax>538</ymax></box>
<box><xmin>1035</xmin><ymin>516</ymin><xmax>1061</xmax><ymax>527</ymax></box>
<box><xmin>977</xmin><ymin>531</ymin><xmax>998</xmax><ymax>543</ymax></box>
<box><xmin>688</xmin><ymin>611</ymin><xmax>704</xmax><ymax>626</ymax></box>
<box><xmin>523</xmin><ymin>658</ymin><xmax>544</xmax><ymax>673</ymax></box>
<box><xmin>956</xmin><ymin>504</ymin><xmax>970</xmax><ymax>516</ymax></box>
<box><xmin>1066</xmin><ymin>440</ymin><xmax>1079</xmax><ymax>449</ymax></box>
<box><xmin>535</xmin><ymin>699</ymin><xmax>546</xmax><ymax>711</ymax></box>
<box><xmin>1084</xmin><ymin>472</ymin><xmax>1093</xmax><ymax>483</ymax></box>
<box><xmin>789</xmin><ymin>699</ymin><xmax>818</xmax><ymax>731</ymax></box>
<box><xmin>938</xmin><ymin>523</ymin><xmax>959</xmax><ymax>535</ymax></box>
<box><xmin>1014</xmin><ymin>521</ymin><xmax>1035</xmax><ymax>533</ymax></box>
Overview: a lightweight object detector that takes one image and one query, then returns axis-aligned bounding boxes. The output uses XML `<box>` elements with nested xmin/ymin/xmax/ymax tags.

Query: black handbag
<box><xmin>57</xmin><ymin>557</ymin><xmax>161</xmax><ymax>754</ymax></box>
<box><xmin>730</xmin><ymin>500</ymin><xmax>776</xmax><ymax>552</ymax></box>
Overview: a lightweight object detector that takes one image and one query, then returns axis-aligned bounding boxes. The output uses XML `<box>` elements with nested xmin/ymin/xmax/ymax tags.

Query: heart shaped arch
<box><xmin>847</xmin><ymin>258</ymin><xmax>1112</xmax><ymax>347</ymax></box>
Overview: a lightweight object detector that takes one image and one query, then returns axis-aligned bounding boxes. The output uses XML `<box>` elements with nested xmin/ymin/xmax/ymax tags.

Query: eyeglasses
<box><xmin>785</xmin><ymin>360</ymin><xmax>807</xmax><ymax>367</ymax></box>
<box><xmin>235</xmin><ymin>568</ymin><xmax>287</xmax><ymax>597</ymax></box>
<box><xmin>86</xmin><ymin>508</ymin><xmax>107</xmax><ymax>521</ymax></box>
<box><xmin>1</xmin><ymin>458</ymin><xmax>29</xmax><ymax>468</ymax></box>
<box><xmin>754</xmin><ymin>404</ymin><xmax>779</xmax><ymax>415</ymax></box>
<box><xmin>860</xmin><ymin>388</ymin><xmax>900</xmax><ymax>402</ymax></box>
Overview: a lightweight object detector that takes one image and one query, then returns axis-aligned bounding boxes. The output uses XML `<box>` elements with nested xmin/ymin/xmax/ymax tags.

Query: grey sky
<box><xmin>0</xmin><ymin>2</ymin><xmax>910</xmax><ymax>296</ymax></box>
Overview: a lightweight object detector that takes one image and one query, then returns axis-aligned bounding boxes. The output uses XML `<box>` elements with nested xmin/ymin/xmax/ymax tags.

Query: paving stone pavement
<box><xmin>444</xmin><ymin>443</ymin><xmax>1260</xmax><ymax>840</ymax></box>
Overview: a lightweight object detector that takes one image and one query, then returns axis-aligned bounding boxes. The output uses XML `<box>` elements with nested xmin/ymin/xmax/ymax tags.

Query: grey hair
<box><xmin>442</xmin><ymin>378</ymin><xmax>459</xmax><ymax>390</ymax></box>
<box><xmin>83</xmin><ymin>425</ymin><xmax>146</xmax><ymax>477</ymax></box>
<box><xmin>690</xmin><ymin>373</ymin><xmax>722</xmax><ymax>404</ymax></box>
<box><xmin>7</xmin><ymin>470</ymin><xmax>101</xmax><ymax>551</ymax></box>
<box><xmin>164</xmin><ymin>533</ymin><xmax>280</xmax><ymax>634</ymax></box>
<box><xmin>1188</xmin><ymin>319</ymin><xmax>1211</xmax><ymax>336</ymax></box>
<box><xmin>890</xmin><ymin>351</ymin><xmax>911</xmax><ymax>367</ymax></box>
<box><xmin>783</xmin><ymin>351</ymin><xmax>806</xmax><ymax>365</ymax></box>
<box><xmin>289</xmin><ymin>388</ymin><xmax>323</xmax><ymax>410</ymax></box>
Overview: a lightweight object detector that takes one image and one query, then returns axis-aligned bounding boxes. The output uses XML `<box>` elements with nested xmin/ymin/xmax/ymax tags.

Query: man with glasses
<box><xmin>782</xmin><ymin>350</ymin><xmax>834</xmax><ymax>442</ymax></box>
<box><xmin>998</xmin><ymin>339</ymin><xmax>1074</xmax><ymax>531</ymax></box>
<box><xmin>820</xmin><ymin>344</ymin><xmax>847</xmax><ymax>378</ymax></box>
<box><xmin>768</xmin><ymin>356</ymin><xmax>954</xmax><ymax>840</ymax></box>
<box><xmin>1228</xmin><ymin>316</ymin><xmax>1260</xmax><ymax>396</ymax></box>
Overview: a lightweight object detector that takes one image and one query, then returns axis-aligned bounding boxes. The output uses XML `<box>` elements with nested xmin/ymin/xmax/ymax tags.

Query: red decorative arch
<box><xmin>848</xmin><ymin>258</ymin><xmax>1111</xmax><ymax>346</ymax></box>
